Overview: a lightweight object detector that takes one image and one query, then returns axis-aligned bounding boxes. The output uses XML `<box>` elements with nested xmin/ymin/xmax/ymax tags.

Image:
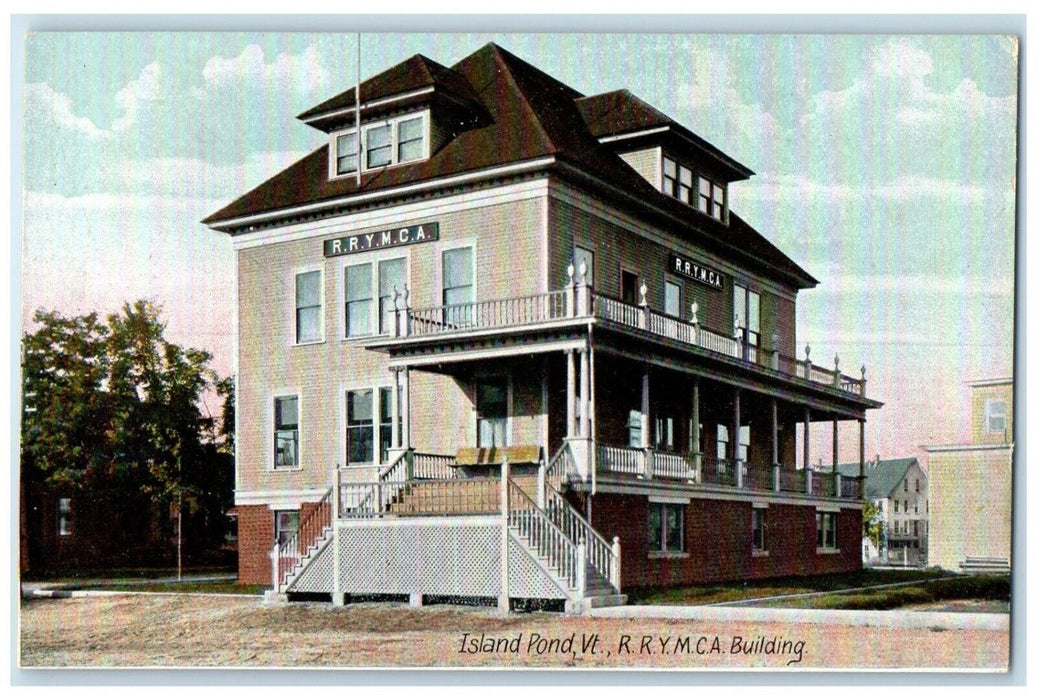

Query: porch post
<box><xmin>579</xmin><ymin>348</ymin><xmax>591</xmax><ymax>439</ymax></box>
<box><xmin>733</xmin><ymin>388</ymin><xmax>742</xmax><ymax>488</ymax></box>
<box><xmin>332</xmin><ymin>464</ymin><xmax>344</xmax><ymax>606</ymax></box>
<box><xmin>771</xmin><ymin>398</ymin><xmax>781</xmax><ymax>493</ymax></box>
<box><xmin>401</xmin><ymin>366</ymin><xmax>411</xmax><ymax>449</ymax></box>
<box><xmin>641</xmin><ymin>368</ymin><xmax>653</xmax><ymax>479</ymax></box>
<box><xmin>391</xmin><ymin>368</ymin><xmax>402</xmax><ymax>449</ymax></box>
<box><xmin>566</xmin><ymin>349</ymin><xmax>577</xmax><ymax>438</ymax></box>
<box><xmin>859</xmin><ymin>418</ymin><xmax>866</xmax><ymax>500</ymax></box>
<box><xmin>691</xmin><ymin>376</ymin><xmax>701</xmax><ymax>482</ymax></box>
<box><xmin>832</xmin><ymin>419</ymin><xmax>839</xmax><ymax>468</ymax></box>
<box><xmin>499</xmin><ymin>458</ymin><xmax>510</xmax><ymax>615</ymax></box>
<box><xmin>803</xmin><ymin>406</ymin><xmax>811</xmax><ymax>471</ymax></box>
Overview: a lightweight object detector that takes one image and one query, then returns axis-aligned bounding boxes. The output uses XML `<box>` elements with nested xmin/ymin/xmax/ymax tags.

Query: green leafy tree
<box><xmin>21</xmin><ymin>301</ymin><xmax>233</xmax><ymax>570</ymax></box>
<box><xmin>863</xmin><ymin>500</ymin><xmax>885</xmax><ymax>549</ymax></box>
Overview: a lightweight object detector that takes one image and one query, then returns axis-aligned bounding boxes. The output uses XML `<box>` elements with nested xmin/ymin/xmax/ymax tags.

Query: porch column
<box><xmin>579</xmin><ymin>348</ymin><xmax>590</xmax><ymax>438</ymax></box>
<box><xmin>691</xmin><ymin>377</ymin><xmax>701</xmax><ymax>480</ymax></box>
<box><xmin>733</xmin><ymin>388</ymin><xmax>742</xmax><ymax>488</ymax></box>
<box><xmin>771</xmin><ymin>398</ymin><xmax>779</xmax><ymax>465</ymax></box>
<box><xmin>401</xmin><ymin>366</ymin><xmax>411</xmax><ymax>449</ymax></box>
<box><xmin>641</xmin><ymin>369</ymin><xmax>651</xmax><ymax>449</ymax></box>
<box><xmin>566</xmin><ymin>349</ymin><xmax>577</xmax><ymax>438</ymax></box>
<box><xmin>859</xmin><ymin>419</ymin><xmax>866</xmax><ymax>478</ymax></box>
<box><xmin>802</xmin><ymin>407</ymin><xmax>811</xmax><ymax>471</ymax></box>
<box><xmin>771</xmin><ymin>398</ymin><xmax>781</xmax><ymax>493</ymax></box>
<box><xmin>391</xmin><ymin>368</ymin><xmax>402</xmax><ymax>449</ymax></box>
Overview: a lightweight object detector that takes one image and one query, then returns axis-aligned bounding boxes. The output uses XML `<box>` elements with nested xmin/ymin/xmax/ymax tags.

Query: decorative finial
<box><xmin>834</xmin><ymin>354</ymin><xmax>840</xmax><ymax>370</ymax></box>
<box><xmin>805</xmin><ymin>344</ymin><xmax>811</xmax><ymax>359</ymax></box>
<box><xmin>578</xmin><ymin>260</ymin><xmax>588</xmax><ymax>285</ymax></box>
<box><xmin>861</xmin><ymin>365</ymin><xmax>866</xmax><ymax>379</ymax></box>
<box><xmin>691</xmin><ymin>301</ymin><xmax>698</xmax><ymax>324</ymax></box>
<box><xmin>403</xmin><ymin>283</ymin><xmax>410</xmax><ymax>306</ymax></box>
<box><xmin>567</xmin><ymin>262</ymin><xmax>574</xmax><ymax>284</ymax></box>
<box><xmin>393</xmin><ymin>286</ymin><xmax>400</xmax><ymax>309</ymax></box>
<box><xmin>639</xmin><ymin>282</ymin><xmax>647</xmax><ymax>306</ymax></box>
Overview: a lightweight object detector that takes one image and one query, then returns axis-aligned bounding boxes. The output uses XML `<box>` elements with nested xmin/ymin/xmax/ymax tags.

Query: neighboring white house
<box><xmin>834</xmin><ymin>457</ymin><xmax>928</xmax><ymax>566</ymax></box>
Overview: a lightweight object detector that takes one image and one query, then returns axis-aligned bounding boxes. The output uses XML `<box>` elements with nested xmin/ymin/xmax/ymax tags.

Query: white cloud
<box><xmin>111</xmin><ymin>62</ymin><xmax>162</xmax><ymax>133</ymax></box>
<box><xmin>199</xmin><ymin>44</ymin><xmax>328</xmax><ymax>93</ymax></box>
<box><xmin>24</xmin><ymin>82</ymin><xmax>107</xmax><ymax>139</ymax></box>
<box><xmin>25</xmin><ymin>61</ymin><xmax>162</xmax><ymax>139</ymax></box>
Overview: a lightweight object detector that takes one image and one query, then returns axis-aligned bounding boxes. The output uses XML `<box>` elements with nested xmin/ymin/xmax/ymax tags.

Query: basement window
<box><xmin>649</xmin><ymin>502</ymin><xmax>683</xmax><ymax>554</ymax></box>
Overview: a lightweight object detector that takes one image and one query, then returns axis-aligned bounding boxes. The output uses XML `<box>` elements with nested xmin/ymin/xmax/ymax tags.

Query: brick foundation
<box><xmin>589</xmin><ymin>493</ymin><xmax>862</xmax><ymax>588</ymax></box>
<box><xmin>236</xmin><ymin>501</ymin><xmax>325</xmax><ymax>586</ymax></box>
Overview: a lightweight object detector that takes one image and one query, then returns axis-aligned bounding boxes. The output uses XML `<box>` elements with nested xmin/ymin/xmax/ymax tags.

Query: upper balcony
<box><xmin>362</xmin><ymin>272</ymin><xmax>874</xmax><ymax>404</ymax></box>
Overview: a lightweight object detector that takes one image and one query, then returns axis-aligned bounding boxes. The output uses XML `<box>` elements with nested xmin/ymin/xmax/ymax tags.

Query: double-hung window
<box><xmin>649</xmin><ymin>502</ymin><xmax>684</xmax><ymax>553</ymax></box>
<box><xmin>717</xmin><ymin>424</ymin><xmax>729</xmax><ymax>467</ymax></box>
<box><xmin>733</xmin><ymin>284</ymin><xmax>761</xmax><ymax>348</ymax></box>
<box><xmin>985</xmin><ymin>399</ymin><xmax>1006</xmax><ymax>434</ymax></box>
<box><xmin>752</xmin><ymin>508</ymin><xmax>766</xmax><ymax>551</ymax></box>
<box><xmin>698</xmin><ymin>174</ymin><xmax>725</xmax><ymax>220</ymax></box>
<box><xmin>275</xmin><ymin>510</ymin><xmax>299</xmax><ymax>547</ymax></box>
<box><xmin>816</xmin><ymin>511</ymin><xmax>837</xmax><ymax>549</ymax></box>
<box><xmin>664</xmin><ymin>280</ymin><xmax>682</xmax><ymax>318</ymax></box>
<box><xmin>476</xmin><ymin>378</ymin><xmax>508</xmax><ymax>448</ymax></box>
<box><xmin>295</xmin><ymin>271</ymin><xmax>322</xmax><ymax>344</ymax></box>
<box><xmin>661</xmin><ymin>157</ymin><xmax>694</xmax><ymax>205</ymax></box>
<box><xmin>443</xmin><ymin>247</ymin><xmax>474</xmax><ymax>325</ymax></box>
<box><xmin>344</xmin><ymin>258</ymin><xmax>406</xmax><ymax>337</ymax></box>
<box><xmin>347</xmin><ymin>387</ymin><xmax>400</xmax><ymax>463</ymax></box>
<box><xmin>335</xmin><ymin>132</ymin><xmax>359</xmax><ymax>175</ymax></box>
<box><xmin>346</xmin><ymin>389</ymin><xmax>375</xmax><ymax>464</ymax></box>
<box><xmin>627</xmin><ymin>409</ymin><xmax>643</xmax><ymax>448</ymax></box>
<box><xmin>57</xmin><ymin>497</ymin><xmax>72</xmax><ymax>536</ymax></box>
<box><xmin>344</xmin><ymin>263</ymin><xmax>373</xmax><ymax>337</ymax></box>
<box><xmin>378</xmin><ymin>258</ymin><xmax>406</xmax><ymax>335</ymax></box>
<box><xmin>274</xmin><ymin>396</ymin><xmax>299</xmax><ymax>468</ymax></box>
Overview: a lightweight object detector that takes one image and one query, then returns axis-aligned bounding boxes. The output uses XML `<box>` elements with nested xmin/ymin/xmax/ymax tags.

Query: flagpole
<box><xmin>355</xmin><ymin>32</ymin><xmax>361</xmax><ymax>187</ymax></box>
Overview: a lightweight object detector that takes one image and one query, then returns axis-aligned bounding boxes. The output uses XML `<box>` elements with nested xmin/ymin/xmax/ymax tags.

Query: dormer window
<box><xmin>330</xmin><ymin>111</ymin><xmax>429</xmax><ymax>178</ymax></box>
<box><xmin>698</xmin><ymin>174</ymin><xmax>725</xmax><ymax>221</ymax></box>
<box><xmin>661</xmin><ymin>155</ymin><xmax>727</xmax><ymax>223</ymax></box>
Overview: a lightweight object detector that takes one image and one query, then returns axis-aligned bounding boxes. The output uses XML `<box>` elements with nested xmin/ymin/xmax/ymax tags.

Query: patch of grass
<box><xmin>76</xmin><ymin>580</ymin><xmax>267</xmax><ymax>595</ymax></box>
<box><xmin>22</xmin><ymin>565</ymin><xmax>235</xmax><ymax>584</ymax></box>
<box><xmin>745</xmin><ymin>575</ymin><xmax>1010</xmax><ymax>611</ymax></box>
<box><xmin>626</xmin><ymin>568</ymin><xmax>949</xmax><ymax>606</ymax></box>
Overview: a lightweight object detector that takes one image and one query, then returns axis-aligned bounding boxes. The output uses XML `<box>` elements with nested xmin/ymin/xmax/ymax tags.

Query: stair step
<box><xmin>583</xmin><ymin>594</ymin><xmax>628</xmax><ymax>609</ymax></box>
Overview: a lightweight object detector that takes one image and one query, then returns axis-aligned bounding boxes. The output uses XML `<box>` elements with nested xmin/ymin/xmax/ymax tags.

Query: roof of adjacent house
<box><xmin>204</xmin><ymin>42</ymin><xmax>817</xmax><ymax>289</ymax></box>
<box><xmin>830</xmin><ymin>458</ymin><xmax>921</xmax><ymax>500</ymax></box>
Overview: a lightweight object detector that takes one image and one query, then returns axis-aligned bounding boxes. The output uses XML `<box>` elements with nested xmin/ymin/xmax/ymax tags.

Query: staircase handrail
<box><xmin>507</xmin><ymin>479</ymin><xmax>582</xmax><ymax>591</ymax></box>
<box><xmin>542</xmin><ymin>481</ymin><xmax>618</xmax><ymax>590</ymax></box>
<box><xmin>544</xmin><ymin>442</ymin><xmax>577</xmax><ymax>492</ymax></box>
<box><xmin>275</xmin><ymin>485</ymin><xmax>333</xmax><ymax>590</ymax></box>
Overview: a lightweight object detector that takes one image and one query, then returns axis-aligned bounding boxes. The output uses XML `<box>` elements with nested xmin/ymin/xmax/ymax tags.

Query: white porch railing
<box><xmin>597</xmin><ymin>443</ymin><xmax>643</xmax><ymax>477</ymax></box>
<box><xmin>507</xmin><ymin>479</ymin><xmax>582</xmax><ymax>591</ymax></box>
<box><xmin>273</xmin><ymin>486</ymin><xmax>333</xmax><ymax>591</ymax></box>
<box><xmin>654</xmin><ymin>451</ymin><xmax>693</xmax><ymax>480</ymax></box>
<box><xmin>595</xmin><ymin>294</ymin><xmax>642</xmax><ymax>328</ymax></box>
<box><xmin>542</xmin><ymin>482</ymin><xmax>620</xmax><ymax>591</ymax></box>
<box><xmin>409</xmin><ymin>289</ymin><xmax>569</xmax><ymax>335</ymax></box>
<box><xmin>545</xmin><ymin>442</ymin><xmax>578</xmax><ymax>492</ymax></box>
<box><xmin>412</xmin><ymin>452</ymin><xmax>456</xmax><ymax>480</ymax></box>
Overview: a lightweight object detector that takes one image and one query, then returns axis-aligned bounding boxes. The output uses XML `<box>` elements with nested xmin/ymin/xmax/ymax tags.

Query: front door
<box><xmin>476</xmin><ymin>378</ymin><xmax>508</xmax><ymax>448</ymax></box>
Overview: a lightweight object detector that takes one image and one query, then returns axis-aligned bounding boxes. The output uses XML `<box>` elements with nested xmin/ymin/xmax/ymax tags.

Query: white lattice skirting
<box><xmin>289</xmin><ymin>516</ymin><xmax>571</xmax><ymax>601</ymax></box>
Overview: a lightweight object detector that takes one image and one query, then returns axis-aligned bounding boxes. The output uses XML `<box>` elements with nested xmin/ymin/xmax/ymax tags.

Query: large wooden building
<box><xmin>205</xmin><ymin>43</ymin><xmax>881</xmax><ymax>611</ymax></box>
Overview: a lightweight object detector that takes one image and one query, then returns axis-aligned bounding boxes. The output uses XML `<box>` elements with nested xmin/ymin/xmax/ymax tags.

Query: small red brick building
<box><xmin>204</xmin><ymin>43</ymin><xmax>880</xmax><ymax>611</ymax></box>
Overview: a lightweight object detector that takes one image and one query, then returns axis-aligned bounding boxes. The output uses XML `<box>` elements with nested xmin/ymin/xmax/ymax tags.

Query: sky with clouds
<box><xmin>19</xmin><ymin>32</ymin><xmax>1019</xmax><ymax>461</ymax></box>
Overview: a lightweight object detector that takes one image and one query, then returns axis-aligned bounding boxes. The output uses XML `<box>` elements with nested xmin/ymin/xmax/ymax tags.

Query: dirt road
<box><xmin>19</xmin><ymin>595</ymin><xmax>1009</xmax><ymax>670</ymax></box>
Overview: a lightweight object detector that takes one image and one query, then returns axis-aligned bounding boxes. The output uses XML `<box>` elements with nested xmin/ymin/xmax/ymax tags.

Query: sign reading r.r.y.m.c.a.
<box><xmin>324</xmin><ymin>222</ymin><xmax>440</xmax><ymax>257</ymax></box>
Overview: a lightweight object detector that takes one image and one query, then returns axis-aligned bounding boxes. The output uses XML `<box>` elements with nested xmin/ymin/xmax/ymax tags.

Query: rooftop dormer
<box><xmin>576</xmin><ymin>89</ymin><xmax>752</xmax><ymax>225</ymax></box>
<box><xmin>296</xmin><ymin>54</ymin><xmax>490</xmax><ymax>181</ymax></box>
